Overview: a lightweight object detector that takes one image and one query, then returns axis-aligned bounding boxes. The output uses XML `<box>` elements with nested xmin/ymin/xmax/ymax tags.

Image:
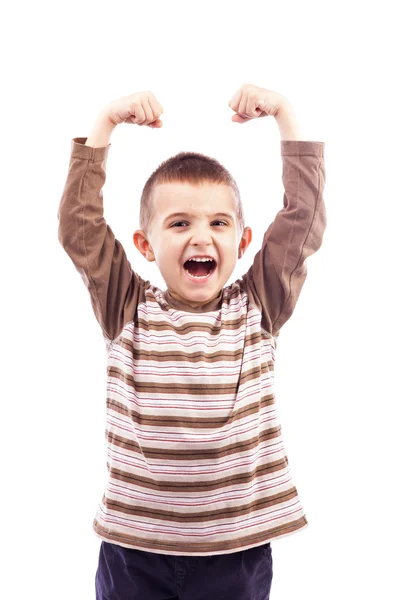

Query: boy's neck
<box><xmin>166</xmin><ymin>288</ymin><xmax>223</xmax><ymax>311</ymax></box>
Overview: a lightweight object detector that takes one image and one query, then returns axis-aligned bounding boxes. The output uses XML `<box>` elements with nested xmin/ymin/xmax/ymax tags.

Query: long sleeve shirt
<box><xmin>57</xmin><ymin>137</ymin><xmax>326</xmax><ymax>556</ymax></box>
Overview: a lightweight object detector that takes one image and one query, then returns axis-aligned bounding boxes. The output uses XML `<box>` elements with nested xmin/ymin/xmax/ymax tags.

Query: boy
<box><xmin>57</xmin><ymin>84</ymin><xmax>326</xmax><ymax>600</ymax></box>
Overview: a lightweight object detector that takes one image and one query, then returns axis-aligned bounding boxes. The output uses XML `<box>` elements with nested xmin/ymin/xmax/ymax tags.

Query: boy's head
<box><xmin>133</xmin><ymin>151</ymin><xmax>252</xmax><ymax>309</ymax></box>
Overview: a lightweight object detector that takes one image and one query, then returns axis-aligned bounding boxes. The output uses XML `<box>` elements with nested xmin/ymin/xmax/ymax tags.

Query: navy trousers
<box><xmin>95</xmin><ymin>540</ymin><xmax>273</xmax><ymax>600</ymax></box>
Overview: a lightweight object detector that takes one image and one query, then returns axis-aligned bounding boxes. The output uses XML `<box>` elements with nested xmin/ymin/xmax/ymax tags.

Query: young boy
<box><xmin>57</xmin><ymin>84</ymin><xmax>326</xmax><ymax>600</ymax></box>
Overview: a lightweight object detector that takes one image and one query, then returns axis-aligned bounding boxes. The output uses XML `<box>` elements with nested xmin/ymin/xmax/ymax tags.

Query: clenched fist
<box><xmin>104</xmin><ymin>91</ymin><xmax>164</xmax><ymax>128</ymax></box>
<box><xmin>228</xmin><ymin>84</ymin><xmax>289</xmax><ymax>123</ymax></box>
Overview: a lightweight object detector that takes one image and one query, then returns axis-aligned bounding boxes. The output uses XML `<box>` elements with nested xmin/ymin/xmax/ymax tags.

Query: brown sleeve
<box><xmin>241</xmin><ymin>140</ymin><xmax>327</xmax><ymax>343</ymax></box>
<box><xmin>57</xmin><ymin>137</ymin><xmax>147</xmax><ymax>342</ymax></box>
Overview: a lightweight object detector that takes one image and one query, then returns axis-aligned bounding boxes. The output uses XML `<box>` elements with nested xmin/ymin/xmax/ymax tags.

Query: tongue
<box><xmin>184</xmin><ymin>261</ymin><xmax>212</xmax><ymax>276</ymax></box>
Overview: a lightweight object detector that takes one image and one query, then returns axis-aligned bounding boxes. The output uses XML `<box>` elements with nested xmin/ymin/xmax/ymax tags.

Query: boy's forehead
<box><xmin>153</xmin><ymin>182</ymin><xmax>236</xmax><ymax>215</ymax></box>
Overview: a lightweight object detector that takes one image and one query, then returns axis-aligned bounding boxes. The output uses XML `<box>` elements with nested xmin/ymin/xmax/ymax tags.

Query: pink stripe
<box><xmin>130</xmin><ymin>333</ymin><xmax>249</xmax><ymax>347</ymax></box>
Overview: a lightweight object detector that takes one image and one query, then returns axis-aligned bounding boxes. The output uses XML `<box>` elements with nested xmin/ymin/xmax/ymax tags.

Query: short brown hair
<box><xmin>140</xmin><ymin>151</ymin><xmax>245</xmax><ymax>235</ymax></box>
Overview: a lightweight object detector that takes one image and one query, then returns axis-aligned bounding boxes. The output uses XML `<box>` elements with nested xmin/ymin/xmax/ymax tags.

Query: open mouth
<box><xmin>183</xmin><ymin>258</ymin><xmax>217</xmax><ymax>281</ymax></box>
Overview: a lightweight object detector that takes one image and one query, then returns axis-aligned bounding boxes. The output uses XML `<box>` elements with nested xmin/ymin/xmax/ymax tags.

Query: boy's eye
<box><xmin>172</xmin><ymin>221</ymin><xmax>226</xmax><ymax>227</ymax></box>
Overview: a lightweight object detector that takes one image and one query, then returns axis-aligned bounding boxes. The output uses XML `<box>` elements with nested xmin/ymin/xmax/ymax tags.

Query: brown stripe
<box><xmin>106</xmin><ymin>456</ymin><xmax>290</xmax><ymax>497</ymax></box>
<box><xmin>135</xmin><ymin>313</ymin><xmax>248</xmax><ymax>335</ymax></box>
<box><xmin>100</xmin><ymin>482</ymin><xmax>296</xmax><ymax>520</ymax></box>
<box><xmin>93</xmin><ymin>514</ymin><xmax>307</xmax><ymax>554</ymax></box>
<box><xmin>107</xmin><ymin>422</ymin><xmax>281</xmax><ymax>458</ymax></box>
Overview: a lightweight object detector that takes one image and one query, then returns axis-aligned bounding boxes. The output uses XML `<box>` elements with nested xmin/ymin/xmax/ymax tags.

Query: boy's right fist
<box><xmin>103</xmin><ymin>91</ymin><xmax>164</xmax><ymax>128</ymax></box>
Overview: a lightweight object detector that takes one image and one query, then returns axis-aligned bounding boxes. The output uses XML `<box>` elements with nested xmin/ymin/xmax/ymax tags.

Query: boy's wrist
<box><xmin>97</xmin><ymin>105</ymin><xmax>117</xmax><ymax>126</ymax></box>
<box><xmin>85</xmin><ymin>110</ymin><xmax>116</xmax><ymax>148</ymax></box>
<box><xmin>275</xmin><ymin>102</ymin><xmax>303</xmax><ymax>141</ymax></box>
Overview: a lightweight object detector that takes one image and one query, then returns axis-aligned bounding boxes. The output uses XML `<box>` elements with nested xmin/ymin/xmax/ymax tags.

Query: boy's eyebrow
<box><xmin>163</xmin><ymin>212</ymin><xmax>234</xmax><ymax>224</ymax></box>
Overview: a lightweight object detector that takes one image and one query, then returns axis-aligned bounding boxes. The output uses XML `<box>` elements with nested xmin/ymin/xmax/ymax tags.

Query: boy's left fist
<box><xmin>228</xmin><ymin>84</ymin><xmax>289</xmax><ymax>123</ymax></box>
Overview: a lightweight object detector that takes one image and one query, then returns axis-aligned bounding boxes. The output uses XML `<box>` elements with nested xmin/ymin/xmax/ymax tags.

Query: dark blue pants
<box><xmin>95</xmin><ymin>540</ymin><xmax>273</xmax><ymax>599</ymax></box>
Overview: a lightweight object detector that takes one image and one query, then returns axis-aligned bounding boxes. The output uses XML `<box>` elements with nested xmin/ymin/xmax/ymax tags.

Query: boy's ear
<box><xmin>238</xmin><ymin>226</ymin><xmax>252</xmax><ymax>258</ymax></box>
<box><xmin>133</xmin><ymin>230</ymin><xmax>156</xmax><ymax>262</ymax></box>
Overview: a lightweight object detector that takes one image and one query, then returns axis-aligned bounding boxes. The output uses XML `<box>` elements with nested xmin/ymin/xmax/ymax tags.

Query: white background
<box><xmin>2</xmin><ymin>0</ymin><xmax>399</xmax><ymax>598</ymax></box>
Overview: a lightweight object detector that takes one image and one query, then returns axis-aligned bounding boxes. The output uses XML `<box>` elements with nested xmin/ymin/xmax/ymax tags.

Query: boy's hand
<box><xmin>228</xmin><ymin>84</ymin><xmax>289</xmax><ymax>123</ymax></box>
<box><xmin>103</xmin><ymin>91</ymin><xmax>164</xmax><ymax>128</ymax></box>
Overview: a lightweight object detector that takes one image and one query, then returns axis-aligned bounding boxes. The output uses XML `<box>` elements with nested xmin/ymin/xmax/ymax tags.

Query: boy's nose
<box><xmin>190</xmin><ymin>229</ymin><xmax>213</xmax><ymax>245</ymax></box>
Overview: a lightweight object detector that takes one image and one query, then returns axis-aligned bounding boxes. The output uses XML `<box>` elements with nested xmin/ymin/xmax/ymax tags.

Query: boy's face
<box><xmin>133</xmin><ymin>182</ymin><xmax>252</xmax><ymax>309</ymax></box>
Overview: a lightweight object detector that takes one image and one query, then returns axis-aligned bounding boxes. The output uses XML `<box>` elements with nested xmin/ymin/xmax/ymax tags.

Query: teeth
<box><xmin>189</xmin><ymin>257</ymin><xmax>213</xmax><ymax>262</ymax></box>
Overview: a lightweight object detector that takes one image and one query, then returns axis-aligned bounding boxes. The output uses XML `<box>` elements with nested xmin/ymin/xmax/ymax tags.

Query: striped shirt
<box><xmin>57</xmin><ymin>137</ymin><xmax>326</xmax><ymax>556</ymax></box>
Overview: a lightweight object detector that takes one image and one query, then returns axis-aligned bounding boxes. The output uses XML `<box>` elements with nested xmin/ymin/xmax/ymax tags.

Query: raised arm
<box><xmin>57</xmin><ymin>128</ymin><xmax>136</xmax><ymax>343</ymax></box>
<box><xmin>244</xmin><ymin>134</ymin><xmax>326</xmax><ymax>342</ymax></box>
<box><xmin>57</xmin><ymin>93</ymin><xmax>165</xmax><ymax>343</ymax></box>
<box><xmin>228</xmin><ymin>84</ymin><xmax>327</xmax><ymax>341</ymax></box>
